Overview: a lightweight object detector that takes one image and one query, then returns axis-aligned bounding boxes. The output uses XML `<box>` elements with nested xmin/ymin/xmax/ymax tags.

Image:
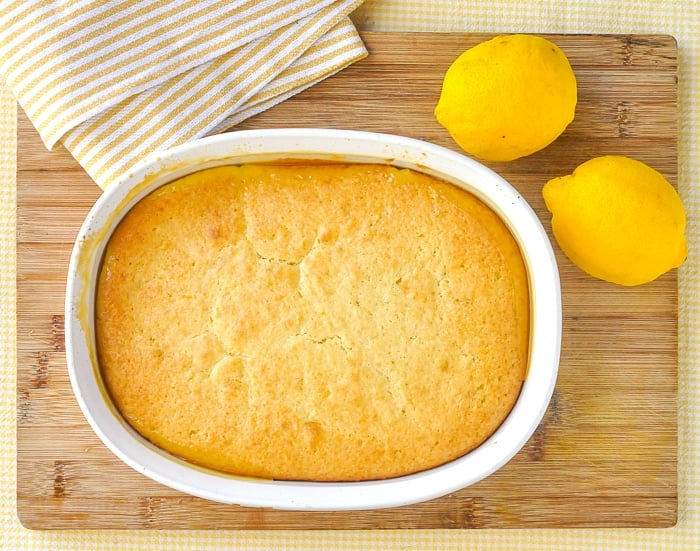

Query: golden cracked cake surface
<box><xmin>95</xmin><ymin>163</ymin><xmax>530</xmax><ymax>481</ymax></box>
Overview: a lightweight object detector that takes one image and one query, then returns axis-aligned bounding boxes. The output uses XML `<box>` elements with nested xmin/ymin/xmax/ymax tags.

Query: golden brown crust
<box><xmin>96</xmin><ymin>163</ymin><xmax>529</xmax><ymax>481</ymax></box>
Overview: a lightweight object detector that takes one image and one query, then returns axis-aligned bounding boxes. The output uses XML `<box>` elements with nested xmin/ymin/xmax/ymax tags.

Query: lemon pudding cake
<box><xmin>95</xmin><ymin>163</ymin><xmax>530</xmax><ymax>481</ymax></box>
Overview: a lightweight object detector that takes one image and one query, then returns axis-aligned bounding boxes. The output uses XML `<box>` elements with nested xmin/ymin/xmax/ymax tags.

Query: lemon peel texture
<box><xmin>543</xmin><ymin>155</ymin><xmax>687</xmax><ymax>286</ymax></box>
<box><xmin>435</xmin><ymin>34</ymin><xmax>577</xmax><ymax>162</ymax></box>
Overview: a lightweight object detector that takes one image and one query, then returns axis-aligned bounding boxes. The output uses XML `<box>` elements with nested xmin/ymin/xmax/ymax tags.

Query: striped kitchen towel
<box><xmin>0</xmin><ymin>0</ymin><xmax>367</xmax><ymax>188</ymax></box>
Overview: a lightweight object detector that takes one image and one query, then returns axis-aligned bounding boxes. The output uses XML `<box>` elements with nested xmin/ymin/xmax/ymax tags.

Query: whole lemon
<box><xmin>435</xmin><ymin>34</ymin><xmax>577</xmax><ymax>161</ymax></box>
<box><xmin>543</xmin><ymin>156</ymin><xmax>687</xmax><ymax>286</ymax></box>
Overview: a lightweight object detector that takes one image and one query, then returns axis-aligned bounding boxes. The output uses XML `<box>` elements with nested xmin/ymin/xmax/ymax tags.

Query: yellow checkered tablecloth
<box><xmin>1</xmin><ymin>0</ymin><xmax>697</xmax><ymax>549</ymax></box>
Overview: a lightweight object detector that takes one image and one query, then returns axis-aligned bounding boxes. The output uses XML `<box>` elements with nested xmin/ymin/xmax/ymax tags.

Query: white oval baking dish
<box><xmin>65</xmin><ymin>129</ymin><xmax>561</xmax><ymax>511</ymax></box>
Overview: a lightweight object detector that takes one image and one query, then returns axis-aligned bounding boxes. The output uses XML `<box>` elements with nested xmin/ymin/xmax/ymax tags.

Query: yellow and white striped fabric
<box><xmin>0</xmin><ymin>0</ymin><xmax>367</xmax><ymax>188</ymax></box>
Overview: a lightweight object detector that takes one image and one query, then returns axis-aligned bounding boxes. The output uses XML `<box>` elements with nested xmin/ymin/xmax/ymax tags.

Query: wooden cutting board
<box><xmin>16</xmin><ymin>32</ymin><xmax>678</xmax><ymax>529</ymax></box>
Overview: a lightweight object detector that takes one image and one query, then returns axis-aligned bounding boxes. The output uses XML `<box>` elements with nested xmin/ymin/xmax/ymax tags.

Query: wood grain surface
<box><xmin>16</xmin><ymin>32</ymin><xmax>678</xmax><ymax>529</ymax></box>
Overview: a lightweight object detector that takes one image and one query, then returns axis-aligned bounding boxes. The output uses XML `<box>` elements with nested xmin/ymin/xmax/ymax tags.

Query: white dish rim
<box><xmin>65</xmin><ymin>128</ymin><xmax>562</xmax><ymax>511</ymax></box>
